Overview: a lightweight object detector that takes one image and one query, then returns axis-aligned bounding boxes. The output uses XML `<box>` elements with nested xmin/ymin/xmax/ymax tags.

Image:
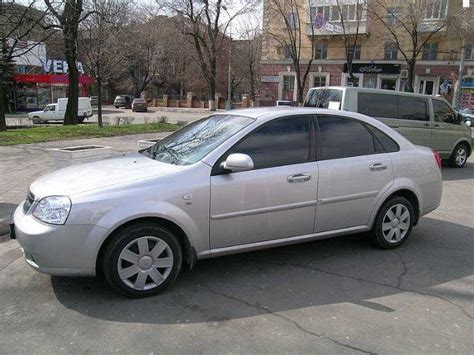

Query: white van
<box><xmin>28</xmin><ymin>97</ymin><xmax>93</xmax><ymax>124</ymax></box>
<box><xmin>304</xmin><ymin>87</ymin><xmax>472</xmax><ymax>168</ymax></box>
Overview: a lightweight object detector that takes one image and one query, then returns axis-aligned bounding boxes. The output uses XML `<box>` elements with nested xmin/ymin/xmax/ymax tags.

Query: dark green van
<box><xmin>304</xmin><ymin>87</ymin><xmax>472</xmax><ymax>168</ymax></box>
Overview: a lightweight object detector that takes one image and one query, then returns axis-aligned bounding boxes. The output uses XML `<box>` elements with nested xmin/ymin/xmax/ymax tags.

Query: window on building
<box><xmin>287</xmin><ymin>12</ymin><xmax>299</xmax><ymax>28</ymax></box>
<box><xmin>312</xmin><ymin>75</ymin><xmax>327</xmax><ymax>87</ymax></box>
<box><xmin>314</xmin><ymin>43</ymin><xmax>328</xmax><ymax>59</ymax></box>
<box><xmin>310</xmin><ymin>6</ymin><xmax>330</xmax><ymax>22</ymax></box>
<box><xmin>424</xmin><ymin>0</ymin><xmax>447</xmax><ymax>20</ymax></box>
<box><xmin>465</xmin><ymin>44</ymin><xmax>474</xmax><ymax>60</ymax></box>
<box><xmin>277</xmin><ymin>45</ymin><xmax>292</xmax><ymax>59</ymax></box>
<box><xmin>229</xmin><ymin>116</ymin><xmax>311</xmax><ymax>170</ymax></box>
<box><xmin>387</xmin><ymin>7</ymin><xmax>401</xmax><ymax>25</ymax></box>
<box><xmin>283</xmin><ymin>75</ymin><xmax>295</xmax><ymax>91</ymax></box>
<box><xmin>422</xmin><ymin>43</ymin><xmax>438</xmax><ymax>60</ymax></box>
<box><xmin>317</xmin><ymin>116</ymin><xmax>379</xmax><ymax>160</ymax></box>
<box><xmin>348</xmin><ymin>45</ymin><xmax>361</xmax><ymax>60</ymax></box>
<box><xmin>384</xmin><ymin>42</ymin><xmax>398</xmax><ymax>60</ymax></box>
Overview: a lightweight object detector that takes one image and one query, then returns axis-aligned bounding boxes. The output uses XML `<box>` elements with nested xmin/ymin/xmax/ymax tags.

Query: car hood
<box><xmin>28</xmin><ymin>110</ymin><xmax>43</xmax><ymax>116</ymax></box>
<box><xmin>30</xmin><ymin>152</ymin><xmax>182</xmax><ymax>199</ymax></box>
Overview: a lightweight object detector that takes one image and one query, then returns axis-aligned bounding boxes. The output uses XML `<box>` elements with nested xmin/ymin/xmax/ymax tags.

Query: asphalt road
<box><xmin>0</xmin><ymin>156</ymin><xmax>473</xmax><ymax>353</ymax></box>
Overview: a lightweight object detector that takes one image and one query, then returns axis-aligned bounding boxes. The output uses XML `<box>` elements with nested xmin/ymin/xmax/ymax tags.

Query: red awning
<box><xmin>13</xmin><ymin>74</ymin><xmax>95</xmax><ymax>85</ymax></box>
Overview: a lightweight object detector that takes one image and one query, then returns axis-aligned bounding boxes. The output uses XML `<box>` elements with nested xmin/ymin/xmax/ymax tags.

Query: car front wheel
<box><xmin>449</xmin><ymin>143</ymin><xmax>469</xmax><ymax>168</ymax></box>
<box><xmin>372</xmin><ymin>196</ymin><xmax>414</xmax><ymax>249</ymax></box>
<box><xmin>103</xmin><ymin>223</ymin><xmax>182</xmax><ymax>298</ymax></box>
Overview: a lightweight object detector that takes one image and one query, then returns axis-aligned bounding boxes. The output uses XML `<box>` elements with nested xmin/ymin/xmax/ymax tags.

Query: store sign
<box><xmin>261</xmin><ymin>75</ymin><xmax>280</xmax><ymax>83</ymax></box>
<box><xmin>41</xmin><ymin>59</ymin><xmax>85</xmax><ymax>75</ymax></box>
<box><xmin>344</xmin><ymin>63</ymin><xmax>401</xmax><ymax>75</ymax></box>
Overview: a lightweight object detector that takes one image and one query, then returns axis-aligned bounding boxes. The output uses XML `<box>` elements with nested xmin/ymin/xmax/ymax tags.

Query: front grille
<box><xmin>23</xmin><ymin>190</ymin><xmax>35</xmax><ymax>213</ymax></box>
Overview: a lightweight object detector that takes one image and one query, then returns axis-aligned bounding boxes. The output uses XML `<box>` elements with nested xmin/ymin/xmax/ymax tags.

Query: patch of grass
<box><xmin>0</xmin><ymin>123</ymin><xmax>178</xmax><ymax>146</ymax></box>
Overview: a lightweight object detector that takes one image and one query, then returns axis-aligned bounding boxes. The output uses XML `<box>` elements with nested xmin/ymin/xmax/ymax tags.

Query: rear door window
<box><xmin>398</xmin><ymin>96</ymin><xmax>429</xmax><ymax>121</ymax></box>
<box><xmin>316</xmin><ymin>116</ymin><xmax>380</xmax><ymax>160</ymax></box>
<box><xmin>358</xmin><ymin>93</ymin><xmax>398</xmax><ymax>118</ymax></box>
<box><xmin>366</xmin><ymin>125</ymin><xmax>400</xmax><ymax>153</ymax></box>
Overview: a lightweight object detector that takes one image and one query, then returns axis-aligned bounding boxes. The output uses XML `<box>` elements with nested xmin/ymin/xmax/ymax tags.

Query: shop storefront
<box><xmin>342</xmin><ymin>63</ymin><xmax>402</xmax><ymax>90</ymax></box>
<box><xmin>459</xmin><ymin>76</ymin><xmax>474</xmax><ymax>109</ymax></box>
<box><xmin>12</xmin><ymin>73</ymin><xmax>94</xmax><ymax>111</ymax></box>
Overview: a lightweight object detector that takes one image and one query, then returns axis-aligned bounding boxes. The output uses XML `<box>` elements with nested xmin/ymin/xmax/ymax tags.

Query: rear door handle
<box><xmin>287</xmin><ymin>173</ymin><xmax>311</xmax><ymax>183</ymax></box>
<box><xmin>369</xmin><ymin>163</ymin><xmax>388</xmax><ymax>171</ymax></box>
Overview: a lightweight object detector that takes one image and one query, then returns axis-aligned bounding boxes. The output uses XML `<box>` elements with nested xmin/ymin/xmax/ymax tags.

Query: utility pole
<box><xmin>453</xmin><ymin>39</ymin><xmax>466</xmax><ymax>109</ymax></box>
<box><xmin>225</xmin><ymin>22</ymin><xmax>232</xmax><ymax>110</ymax></box>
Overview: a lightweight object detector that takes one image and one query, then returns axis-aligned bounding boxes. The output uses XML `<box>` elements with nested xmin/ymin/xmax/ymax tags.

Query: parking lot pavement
<box><xmin>0</xmin><ymin>138</ymin><xmax>473</xmax><ymax>353</ymax></box>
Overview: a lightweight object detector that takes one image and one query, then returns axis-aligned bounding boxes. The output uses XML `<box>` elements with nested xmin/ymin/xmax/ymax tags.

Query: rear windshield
<box><xmin>304</xmin><ymin>88</ymin><xmax>343</xmax><ymax>109</ymax></box>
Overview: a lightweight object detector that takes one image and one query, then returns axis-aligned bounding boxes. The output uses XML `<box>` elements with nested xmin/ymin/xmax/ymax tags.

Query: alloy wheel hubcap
<box><xmin>382</xmin><ymin>204</ymin><xmax>410</xmax><ymax>243</ymax></box>
<box><xmin>117</xmin><ymin>236</ymin><xmax>174</xmax><ymax>291</ymax></box>
<box><xmin>456</xmin><ymin>148</ymin><xmax>467</xmax><ymax>166</ymax></box>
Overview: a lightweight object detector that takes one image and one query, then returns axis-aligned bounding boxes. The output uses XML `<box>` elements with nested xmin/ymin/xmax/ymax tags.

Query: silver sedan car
<box><xmin>12</xmin><ymin>108</ymin><xmax>443</xmax><ymax>297</ymax></box>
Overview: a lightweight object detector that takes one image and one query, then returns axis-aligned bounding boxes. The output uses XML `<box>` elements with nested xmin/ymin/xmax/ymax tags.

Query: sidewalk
<box><xmin>0</xmin><ymin>132</ymin><xmax>173</xmax><ymax>236</ymax></box>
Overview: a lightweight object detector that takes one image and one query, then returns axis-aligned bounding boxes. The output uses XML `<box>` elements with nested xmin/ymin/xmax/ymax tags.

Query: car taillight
<box><xmin>432</xmin><ymin>149</ymin><xmax>442</xmax><ymax>169</ymax></box>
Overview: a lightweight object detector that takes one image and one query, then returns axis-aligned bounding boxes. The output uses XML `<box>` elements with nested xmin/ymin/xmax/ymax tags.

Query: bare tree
<box><xmin>367</xmin><ymin>0</ymin><xmax>448</xmax><ymax>92</ymax></box>
<box><xmin>160</xmin><ymin>0</ymin><xmax>255</xmax><ymax>111</ymax></box>
<box><xmin>79</xmin><ymin>0</ymin><xmax>130</xmax><ymax>127</ymax></box>
<box><xmin>231</xmin><ymin>31</ymin><xmax>261</xmax><ymax>103</ymax></box>
<box><xmin>44</xmin><ymin>0</ymin><xmax>90</xmax><ymax>125</ymax></box>
<box><xmin>334</xmin><ymin>0</ymin><xmax>366</xmax><ymax>85</ymax></box>
<box><xmin>266</xmin><ymin>0</ymin><xmax>316</xmax><ymax>105</ymax></box>
<box><xmin>0</xmin><ymin>0</ymin><xmax>50</xmax><ymax>131</ymax></box>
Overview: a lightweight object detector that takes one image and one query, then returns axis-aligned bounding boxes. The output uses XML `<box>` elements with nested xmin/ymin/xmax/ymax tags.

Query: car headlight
<box><xmin>32</xmin><ymin>196</ymin><xmax>71</xmax><ymax>225</ymax></box>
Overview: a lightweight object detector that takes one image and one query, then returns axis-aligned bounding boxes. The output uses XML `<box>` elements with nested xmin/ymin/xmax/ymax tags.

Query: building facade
<box><xmin>260</xmin><ymin>0</ymin><xmax>474</xmax><ymax>108</ymax></box>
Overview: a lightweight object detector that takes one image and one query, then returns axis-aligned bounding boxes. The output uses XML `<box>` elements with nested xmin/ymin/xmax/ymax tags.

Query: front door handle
<box><xmin>433</xmin><ymin>123</ymin><xmax>440</xmax><ymax>127</ymax></box>
<box><xmin>369</xmin><ymin>163</ymin><xmax>388</xmax><ymax>171</ymax></box>
<box><xmin>287</xmin><ymin>173</ymin><xmax>312</xmax><ymax>183</ymax></box>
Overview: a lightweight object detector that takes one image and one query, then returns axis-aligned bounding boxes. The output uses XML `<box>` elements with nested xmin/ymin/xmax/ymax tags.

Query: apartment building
<box><xmin>260</xmin><ymin>0</ymin><xmax>474</xmax><ymax>108</ymax></box>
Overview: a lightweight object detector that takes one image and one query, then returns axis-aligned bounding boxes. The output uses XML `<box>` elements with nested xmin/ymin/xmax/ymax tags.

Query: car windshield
<box><xmin>304</xmin><ymin>88</ymin><xmax>343</xmax><ymax>109</ymax></box>
<box><xmin>141</xmin><ymin>114</ymin><xmax>255</xmax><ymax>165</ymax></box>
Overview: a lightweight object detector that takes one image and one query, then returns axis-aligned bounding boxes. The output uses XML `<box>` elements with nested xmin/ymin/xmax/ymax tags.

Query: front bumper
<box><xmin>13</xmin><ymin>202</ymin><xmax>108</xmax><ymax>276</ymax></box>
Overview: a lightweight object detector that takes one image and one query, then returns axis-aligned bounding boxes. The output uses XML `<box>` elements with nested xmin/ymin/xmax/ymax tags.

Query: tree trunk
<box><xmin>64</xmin><ymin>32</ymin><xmax>79</xmax><ymax>125</ymax></box>
<box><xmin>0</xmin><ymin>74</ymin><xmax>6</xmax><ymax>132</ymax></box>
<box><xmin>405</xmin><ymin>59</ymin><xmax>416</xmax><ymax>93</ymax></box>
<box><xmin>208</xmin><ymin>79</ymin><xmax>216</xmax><ymax>111</ymax></box>
<box><xmin>97</xmin><ymin>77</ymin><xmax>103</xmax><ymax>128</ymax></box>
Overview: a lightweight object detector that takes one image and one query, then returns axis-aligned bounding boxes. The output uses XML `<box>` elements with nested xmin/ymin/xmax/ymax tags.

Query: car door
<box><xmin>45</xmin><ymin>105</ymin><xmax>55</xmax><ymax>120</ymax></box>
<box><xmin>209</xmin><ymin>115</ymin><xmax>318</xmax><ymax>249</ymax></box>
<box><xmin>431</xmin><ymin>99</ymin><xmax>460</xmax><ymax>156</ymax></box>
<box><xmin>397</xmin><ymin>96</ymin><xmax>432</xmax><ymax>148</ymax></box>
<box><xmin>314</xmin><ymin>115</ymin><xmax>394</xmax><ymax>233</ymax></box>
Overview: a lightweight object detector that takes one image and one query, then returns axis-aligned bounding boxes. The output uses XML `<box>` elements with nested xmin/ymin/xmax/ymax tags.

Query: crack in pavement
<box><xmin>391</xmin><ymin>250</ymin><xmax>408</xmax><ymax>289</ymax></box>
<box><xmin>241</xmin><ymin>257</ymin><xmax>474</xmax><ymax>322</ymax></box>
<box><xmin>202</xmin><ymin>285</ymin><xmax>376</xmax><ymax>354</ymax></box>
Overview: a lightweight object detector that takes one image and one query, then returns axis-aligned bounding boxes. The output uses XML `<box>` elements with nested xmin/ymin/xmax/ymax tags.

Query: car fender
<box><xmin>450</xmin><ymin>137</ymin><xmax>472</xmax><ymax>156</ymax></box>
<box><xmin>89</xmin><ymin>199</ymin><xmax>208</xmax><ymax>262</ymax></box>
<box><xmin>367</xmin><ymin>178</ymin><xmax>422</xmax><ymax>228</ymax></box>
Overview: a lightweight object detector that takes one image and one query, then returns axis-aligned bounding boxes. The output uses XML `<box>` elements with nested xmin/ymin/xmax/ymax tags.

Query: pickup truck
<box><xmin>28</xmin><ymin>97</ymin><xmax>93</xmax><ymax>124</ymax></box>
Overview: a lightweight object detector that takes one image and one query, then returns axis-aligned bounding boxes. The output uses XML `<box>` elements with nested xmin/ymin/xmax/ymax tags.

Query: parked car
<box><xmin>11</xmin><ymin>108</ymin><xmax>442</xmax><ymax>297</ymax></box>
<box><xmin>132</xmin><ymin>98</ymin><xmax>148</xmax><ymax>112</ymax></box>
<box><xmin>457</xmin><ymin>108</ymin><xmax>474</xmax><ymax>124</ymax></box>
<box><xmin>90</xmin><ymin>96</ymin><xmax>99</xmax><ymax>106</ymax></box>
<box><xmin>304</xmin><ymin>87</ymin><xmax>472</xmax><ymax>168</ymax></box>
<box><xmin>114</xmin><ymin>95</ymin><xmax>133</xmax><ymax>109</ymax></box>
<box><xmin>28</xmin><ymin>97</ymin><xmax>93</xmax><ymax>124</ymax></box>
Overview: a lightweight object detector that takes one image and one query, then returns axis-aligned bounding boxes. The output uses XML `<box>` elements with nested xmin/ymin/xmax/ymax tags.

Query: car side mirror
<box><xmin>221</xmin><ymin>153</ymin><xmax>254</xmax><ymax>172</ymax></box>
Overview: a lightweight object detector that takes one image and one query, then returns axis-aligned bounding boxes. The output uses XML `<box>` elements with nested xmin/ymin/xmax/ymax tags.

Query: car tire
<box><xmin>449</xmin><ymin>143</ymin><xmax>469</xmax><ymax>168</ymax></box>
<box><xmin>115</xmin><ymin>106</ymin><xmax>119</xmax><ymax>109</ymax></box>
<box><xmin>78</xmin><ymin>117</ymin><xmax>85</xmax><ymax>123</ymax></box>
<box><xmin>102</xmin><ymin>223</ymin><xmax>182</xmax><ymax>298</ymax></box>
<box><xmin>32</xmin><ymin>116</ymin><xmax>41</xmax><ymax>124</ymax></box>
<box><xmin>372</xmin><ymin>196</ymin><xmax>414</xmax><ymax>249</ymax></box>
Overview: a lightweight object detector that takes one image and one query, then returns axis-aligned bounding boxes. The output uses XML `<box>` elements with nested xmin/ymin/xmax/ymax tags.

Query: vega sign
<box><xmin>41</xmin><ymin>59</ymin><xmax>85</xmax><ymax>75</ymax></box>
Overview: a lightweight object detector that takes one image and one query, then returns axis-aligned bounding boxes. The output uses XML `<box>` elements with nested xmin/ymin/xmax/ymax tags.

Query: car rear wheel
<box><xmin>102</xmin><ymin>223</ymin><xmax>182</xmax><ymax>298</ymax></box>
<box><xmin>449</xmin><ymin>143</ymin><xmax>469</xmax><ymax>168</ymax></box>
<box><xmin>32</xmin><ymin>116</ymin><xmax>41</xmax><ymax>124</ymax></box>
<box><xmin>372</xmin><ymin>196</ymin><xmax>414</xmax><ymax>249</ymax></box>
